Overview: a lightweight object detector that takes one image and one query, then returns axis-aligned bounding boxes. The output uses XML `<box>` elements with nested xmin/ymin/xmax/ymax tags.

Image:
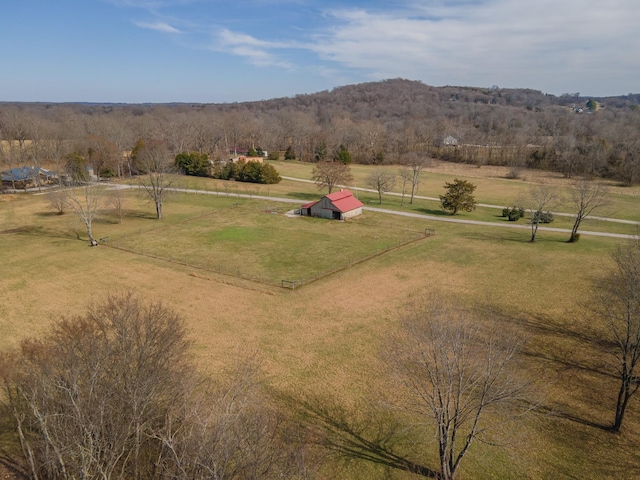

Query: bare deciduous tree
<box><xmin>311</xmin><ymin>161</ymin><xmax>353</xmax><ymax>194</ymax></box>
<box><xmin>107</xmin><ymin>187</ymin><xmax>126</xmax><ymax>224</ymax></box>
<box><xmin>385</xmin><ymin>299</ymin><xmax>528</xmax><ymax>480</ymax></box>
<box><xmin>1</xmin><ymin>294</ymin><xmax>319</xmax><ymax>480</ymax></box>
<box><xmin>366</xmin><ymin>170</ymin><xmax>396</xmax><ymax>205</ymax></box>
<box><xmin>402</xmin><ymin>155</ymin><xmax>428</xmax><ymax>204</ymax></box>
<box><xmin>593</xmin><ymin>238</ymin><xmax>640</xmax><ymax>432</ymax></box>
<box><xmin>61</xmin><ymin>183</ymin><xmax>104</xmax><ymax>245</ymax></box>
<box><xmin>2</xmin><ymin>293</ymin><xmax>191</xmax><ymax>479</ymax></box>
<box><xmin>398</xmin><ymin>168</ymin><xmax>413</xmax><ymax>206</ymax></box>
<box><xmin>568</xmin><ymin>179</ymin><xmax>609</xmax><ymax>242</ymax></box>
<box><xmin>135</xmin><ymin>140</ymin><xmax>174</xmax><ymax>220</ymax></box>
<box><xmin>154</xmin><ymin>356</ymin><xmax>318</xmax><ymax>479</ymax></box>
<box><xmin>48</xmin><ymin>188</ymin><xmax>68</xmax><ymax>215</ymax></box>
<box><xmin>527</xmin><ymin>185</ymin><xmax>560</xmax><ymax>243</ymax></box>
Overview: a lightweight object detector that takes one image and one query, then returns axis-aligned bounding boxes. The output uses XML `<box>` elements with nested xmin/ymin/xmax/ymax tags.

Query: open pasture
<box><xmin>2</xmin><ymin>163</ymin><xmax>640</xmax><ymax>479</ymax></box>
<box><xmin>271</xmin><ymin>159</ymin><xmax>640</xmax><ymax>223</ymax></box>
<box><xmin>108</xmin><ymin>195</ymin><xmax>428</xmax><ymax>286</ymax></box>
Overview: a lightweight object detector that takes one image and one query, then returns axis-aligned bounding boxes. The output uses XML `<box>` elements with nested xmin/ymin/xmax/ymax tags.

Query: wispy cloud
<box><xmin>213</xmin><ymin>28</ymin><xmax>294</xmax><ymax>68</ymax></box>
<box><xmin>133</xmin><ymin>20</ymin><xmax>182</xmax><ymax>33</ymax></box>
<box><xmin>297</xmin><ymin>0</ymin><xmax>639</xmax><ymax>93</ymax></box>
<box><xmin>113</xmin><ymin>0</ymin><xmax>640</xmax><ymax>95</ymax></box>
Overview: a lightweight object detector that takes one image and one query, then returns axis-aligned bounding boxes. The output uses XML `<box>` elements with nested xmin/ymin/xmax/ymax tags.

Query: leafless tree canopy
<box><xmin>3</xmin><ymin>80</ymin><xmax>640</xmax><ymax>189</ymax></box>
<box><xmin>1</xmin><ymin>294</ymin><xmax>313</xmax><ymax>480</ymax></box>
<box><xmin>366</xmin><ymin>170</ymin><xmax>396</xmax><ymax>205</ymax></box>
<box><xmin>385</xmin><ymin>299</ymin><xmax>529</xmax><ymax>480</ymax></box>
<box><xmin>400</xmin><ymin>154</ymin><xmax>428</xmax><ymax>204</ymax></box>
<box><xmin>568</xmin><ymin>179</ymin><xmax>609</xmax><ymax>242</ymax></box>
<box><xmin>57</xmin><ymin>183</ymin><xmax>105</xmax><ymax>245</ymax></box>
<box><xmin>310</xmin><ymin>161</ymin><xmax>353</xmax><ymax>194</ymax></box>
<box><xmin>526</xmin><ymin>184</ymin><xmax>561</xmax><ymax>243</ymax></box>
<box><xmin>594</xmin><ymin>238</ymin><xmax>640</xmax><ymax>432</ymax></box>
<box><xmin>135</xmin><ymin>141</ymin><xmax>175</xmax><ymax>220</ymax></box>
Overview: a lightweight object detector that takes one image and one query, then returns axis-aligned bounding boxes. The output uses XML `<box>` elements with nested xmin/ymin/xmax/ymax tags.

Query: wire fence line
<box><xmin>280</xmin><ymin>228</ymin><xmax>435</xmax><ymax>290</ymax></box>
<box><xmin>99</xmin><ymin>198</ymin><xmax>436</xmax><ymax>290</ymax></box>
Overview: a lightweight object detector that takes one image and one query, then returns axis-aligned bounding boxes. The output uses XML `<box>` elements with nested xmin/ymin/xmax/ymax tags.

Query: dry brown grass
<box><xmin>1</xmin><ymin>175</ymin><xmax>640</xmax><ymax>478</ymax></box>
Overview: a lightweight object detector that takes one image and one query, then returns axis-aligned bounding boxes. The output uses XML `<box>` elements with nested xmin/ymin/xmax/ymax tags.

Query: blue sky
<box><xmin>1</xmin><ymin>0</ymin><xmax>637</xmax><ymax>103</ymax></box>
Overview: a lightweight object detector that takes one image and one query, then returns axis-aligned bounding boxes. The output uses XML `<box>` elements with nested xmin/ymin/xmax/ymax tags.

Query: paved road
<box><xmin>117</xmin><ymin>183</ymin><xmax>637</xmax><ymax>240</ymax></box>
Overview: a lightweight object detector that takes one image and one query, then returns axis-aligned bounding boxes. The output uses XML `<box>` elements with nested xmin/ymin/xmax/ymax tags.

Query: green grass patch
<box><xmin>108</xmin><ymin>197</ymin><xmax>426</xmax><ymax>285</ymax></box>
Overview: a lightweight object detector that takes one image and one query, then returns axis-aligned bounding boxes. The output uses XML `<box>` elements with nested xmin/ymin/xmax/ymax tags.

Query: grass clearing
<box><xmin>271</xmin><ymin>159</ymin><xmax>640</xmax><ymax>222</ymax></box>
<box><xmin>108</xmin><ymin>196</ymin><xmax>426</xmax><ymax>284</ymax></box>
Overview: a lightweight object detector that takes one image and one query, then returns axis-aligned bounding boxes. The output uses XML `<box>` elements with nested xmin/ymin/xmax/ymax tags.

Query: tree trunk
<box><xmin>568</xmin><ymin>222</ymin><xmax>580</xmax><ymax>242</ymax></box>
<box><xmin>530</xmin><ymin>223</ymin><xmax>539</xmax><ymax>243</ymax></box>
<box><xmin>87</xmin><ymin>223</ymin><xmax>97</xmax><ymax>246</ymax></box>
<box><xmin>613</xmin><ymin>377</ymin><xmax>631</xmax><ymax>432</ymax></box>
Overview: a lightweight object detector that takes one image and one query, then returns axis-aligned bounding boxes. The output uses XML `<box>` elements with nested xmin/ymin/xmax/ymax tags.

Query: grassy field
<box><xmin>1</xmin><ymin>164</ymin><xmax>640</xmax><ymax>479</ymax></box>
<box><xmin>108</xmin><ymin>197</ymin><xmax>426</xmax><ymax>285</ymax></box>
<box><xmin>271</xmin><ymin>159</ymin><xmax>640</xmax><ymax>222</ymax></box>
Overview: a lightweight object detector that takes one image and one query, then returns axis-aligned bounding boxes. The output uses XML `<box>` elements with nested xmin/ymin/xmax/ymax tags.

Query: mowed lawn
<box><xmin>2</xmin><ymin>169</ymin><xmax>640</xmax><ymax>479</ymax></box>
<box><xmin>108</xmin><ymin>195</ymin><xmax>426</xmax><ymax>284</ymax></box>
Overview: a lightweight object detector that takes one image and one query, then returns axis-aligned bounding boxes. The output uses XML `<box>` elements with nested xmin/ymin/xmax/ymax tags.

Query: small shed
<box><xmin>301</xmin><ymin>189</ymin><xmax>364</xmax><ymax>220</ymax></box>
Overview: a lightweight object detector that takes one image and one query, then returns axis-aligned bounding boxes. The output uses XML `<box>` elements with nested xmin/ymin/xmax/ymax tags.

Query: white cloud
<box><xmin>133</xmin><ymin>20</ymin><xmax>182</xmax><ymax>33</ymax></box>
<box><xmin>117</xmin><ymin>0</ymin><xmax>640</xmax><ymax>95</ymax></box>
<box><xmin>300</xmin><ymin>0</ymin><xmax>638</xmax><ymax>94</ymax></box>
<box><xmin>213</xmin><ymin>28</ymin><xmax>294</xmax><ymax>68</ymax></box>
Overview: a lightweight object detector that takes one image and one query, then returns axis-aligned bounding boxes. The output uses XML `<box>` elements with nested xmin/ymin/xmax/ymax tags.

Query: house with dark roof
<box><xmin>301</xmin><ymin>189</ymin><xmax>364</xmax><ymax>220</ymax></box>
<box><xmin>1</xmin><ymin>166</ymin><xmax>56</xmax><ymax>188</ymax></box>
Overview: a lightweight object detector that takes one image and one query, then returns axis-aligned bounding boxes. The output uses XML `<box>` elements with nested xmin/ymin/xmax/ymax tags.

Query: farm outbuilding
<box><xmin>301</xmin><ymin>189</ymin><xmax>364</xmax><ymax>220</ymax></box>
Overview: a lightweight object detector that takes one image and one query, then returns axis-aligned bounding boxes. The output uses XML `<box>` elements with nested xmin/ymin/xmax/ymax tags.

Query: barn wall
<box><xmin>309</xmin><ymin>203</ymin><xmax>333</xmax><ymax>219</ymax></box>
<box><xmin>342</xmin><ymin>207</ymin><xmax>362</xmax><ymax>219</ymax></box>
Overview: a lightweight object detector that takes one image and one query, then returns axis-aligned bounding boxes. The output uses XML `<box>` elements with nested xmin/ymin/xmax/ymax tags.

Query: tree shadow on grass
<box><xmin>0</xmin><ymin>225</ymin><xmax>72</xmax><ymax>241</ymax></box>
<box><xmin>0</xmin><ymin>454</ymin><xmax>27</xmax><ymax>480</ymax></box>
<box><xmin>125</xmin><ymin>209</ymin><xmax>159</xmax><ymax>220</ymax></box>
<box><xmin>36</xmin><ymin>210</ymin><xmax>65</xmax><ymax>218</ymax></box>
<box><xmin>499</xmin><ymin>311</ymin><xmax>616</xmax><ymax>431</ymax></box>
<box><xmin>534</xmin><ymin>404</ymin><xmax>613</xmax><ymax>431</ymax></box>
<box><xmin>416</xmin><ymin>207</ymin><xmax>449</xmax><ymax>216</ymax></box>
<box><xmin>278</xmin><ymin>393</ymin><xmax>437</xmax><ymax>478</ymax></box>
<box><xmin>285</xmin><ymin>192</ymin><xmax>322</xmax><ymax>201</ymax></box>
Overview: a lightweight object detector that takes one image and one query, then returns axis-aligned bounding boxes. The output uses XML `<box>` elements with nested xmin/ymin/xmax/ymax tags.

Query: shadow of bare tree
<box><xmin>535</xmin><ymin>404</ymin><xmax>613</xmax><ymax>431</ymax></box>
<box><xmin>278</xmin><ymin>393</ymin><xmax>437</xmax><ymax>478</ymax></box>
<box><xmin>497</xmin><ymin>311</ymin><xmax>617</xmax><ymax>431</ymax></box>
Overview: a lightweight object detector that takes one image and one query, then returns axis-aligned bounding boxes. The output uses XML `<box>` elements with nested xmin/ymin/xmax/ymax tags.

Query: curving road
<box><xmin>113</xmin><ymin>182</ymin><xmax>637</xmax><ymax>240</ymax></box>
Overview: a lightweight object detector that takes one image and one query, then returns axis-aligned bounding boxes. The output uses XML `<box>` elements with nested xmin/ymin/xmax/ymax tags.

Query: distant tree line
<box><xmin>1</xmin><ymin>79</ymin><xmax>640</xmax><ymax>186</ymax></box>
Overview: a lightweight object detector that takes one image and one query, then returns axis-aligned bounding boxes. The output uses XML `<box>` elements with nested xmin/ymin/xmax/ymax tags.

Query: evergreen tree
<box><xmin>440</xmin><ymin>178</ymin><xmax>477</xmax><ymax>215</ymax></box>
<box><xmin>333</xmin><ymin>144</ymin><xmax>352</xmax><ymax>164</ymax></box>
<box><xmin>284</xmin><ymin>146</ymin><xmax>296</xmax><ymax>160</ymax></box>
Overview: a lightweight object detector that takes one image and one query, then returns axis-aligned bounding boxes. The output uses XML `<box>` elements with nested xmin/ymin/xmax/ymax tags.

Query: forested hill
<box><xmin>2</xmin><ymin>79</ymin><xmax>640</xmax><ymax>185</ymax></box>
<box><xmin>239</xmin><ymin>78</ymin><xmax>640</xmax><ymax>117</ymax></box>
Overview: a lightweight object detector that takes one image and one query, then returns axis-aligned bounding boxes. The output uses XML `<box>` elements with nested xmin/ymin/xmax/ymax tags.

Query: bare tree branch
<box><xmin>568</xmin><ymin>179</ymin><xmax>609</xmax><ymax>242</ymax></box>
<box><xmin>384</xmin><ymin>299</ymin><xmax>529</xmax><ymax>480</ymax></box>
